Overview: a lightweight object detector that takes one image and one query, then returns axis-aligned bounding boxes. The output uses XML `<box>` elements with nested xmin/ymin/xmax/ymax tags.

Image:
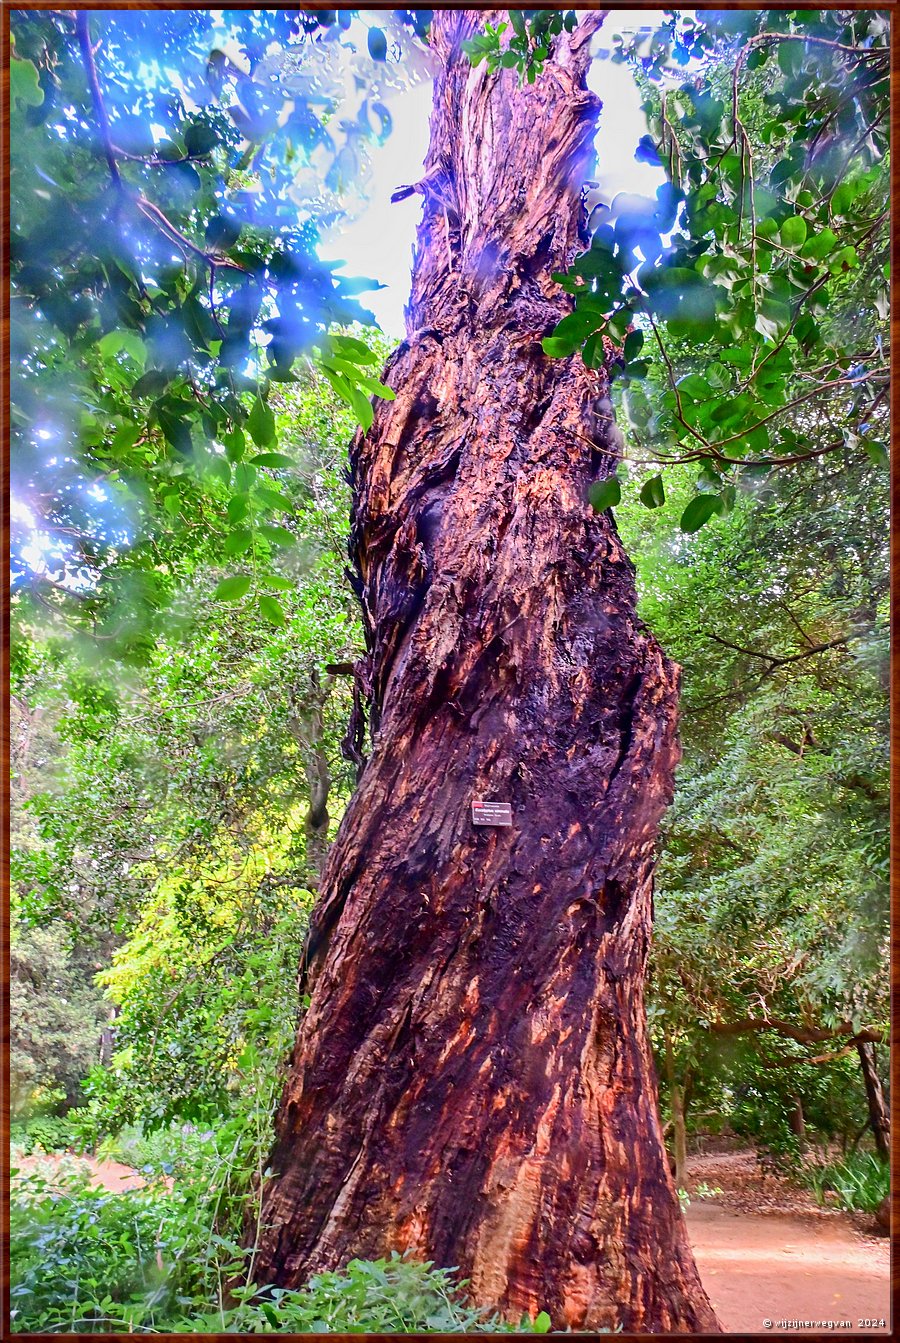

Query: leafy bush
<box><xmin>183</xmin><ymin>1256</ymin><xmax>552</xmax><ymax>1334</ymax></box>
<box><xmin>10</xmin><ymin>1113</ymin><xmax>79</xmax><ymax>1155</ymax></box>
<box><xmin>10</xmin><ymin>1159</ymin><xmax>179</xmax><ymax>1333</ymax></box>
<box><xmin>94</xmin><ymin>1121</ymin><xmax>216</xmax><ymax>1177</ymax></box>
<box><xmin>10</xmin><ymin>1155</ymin><xmax>551</xmax><ymax>1334</ymax></box>
<box><xmin>804</xmin><ymin>1152</ymin><xmax>889</xmax><ymax>1214</ymax></box>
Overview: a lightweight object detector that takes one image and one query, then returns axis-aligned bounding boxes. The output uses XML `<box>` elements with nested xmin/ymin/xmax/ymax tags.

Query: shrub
<box><xmin>183</xmin><ymin>1256</ymin><xmax>551</xmax><ymax>1334</ymax></box>
<box><xmin>10</xmin><ymin>1157</ymin><xmax>552</xmax><ymax>1334</ymax></box>
<box><xmin>10</xmin><ymin>1112</ymin><xmax>79</xmax><ymax>1155</ymax></box>
<box><xmin>804</xmin><ymin>1151</ymin><xmax>889</xmax><ymax>1213</ymax></box>
<box><xmin>10</xmin><ymin>1159</ymin><xmax>179</xmax><ymax>1333</ymax></box>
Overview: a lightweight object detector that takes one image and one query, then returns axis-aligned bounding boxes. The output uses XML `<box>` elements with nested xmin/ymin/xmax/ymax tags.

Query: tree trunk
<box><xmin>662</xmin><ymin>1026</ymin><xmax>689</xmax><ymax>1190</ymax></box>
<box><xmin>857</xmin><ymin>1041</ymin><xmax>889</xmax><ymax>1160</ymax></box>
<box><xmin>254</xmin><ymin>11</ymin><xmax>718</xmax><ymax>1332</ymax></box>
<box><xmin>670</xmin><ymin>1086</ymin><xmax>689</xmax><ymax>1191</ymax></box>
<box><xmin>789</xmin><ymin>1095</ymin><xmax>806</xmax><ymax>1147</ymax></box>
<box><xmin>289</xmin><ymin>669</ymin><xmax>333</xmax><ymax>882</ymax></box>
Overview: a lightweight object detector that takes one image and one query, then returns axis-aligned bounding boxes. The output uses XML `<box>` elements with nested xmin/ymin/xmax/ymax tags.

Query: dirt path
<box><xmin>16</xmin><ymin>1152</ymin><xmax>159</xmax><ymax>1192</ymax></box>
<box><xmin>684</xmin><ymin>1151</ymin><xmax>890</xmax><ymax>1333</ymax></box>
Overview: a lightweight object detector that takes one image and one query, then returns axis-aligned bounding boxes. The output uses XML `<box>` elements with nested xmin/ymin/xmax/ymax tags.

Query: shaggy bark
<box><xmin>254</xmin><ymin>11</ymin><xmax>718</xmax><ymax>1332</ymax></box>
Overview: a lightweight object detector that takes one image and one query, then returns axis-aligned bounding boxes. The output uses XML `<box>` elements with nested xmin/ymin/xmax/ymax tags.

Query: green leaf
<box><xmin>322</xmin><ymin>357</ymin><xmax>395</xmax><ymax>400</ymax></box>
<box><xmin>800</xmin><ymin>228</ymin><xmax>837</xmax><ymax>262</ymax></box>
<box><xmin>221</xmin><ymin>429</ymin><xmax>245</xmax><ymax>461</ymax></box>
<box><xmin>534</xmin><ymin>1312</ymin><xmax>552</xmax><ymax>1334</ymax></box>
<box><xmin>207</xmin><ymin>455</ymin><xmax>231</xmax><ymax>488</ymax></box>
<box><xmin>588</xmin><ymin>476</ymin><xmax>621</xmax><ymax>513</ymax></box>
<box><xmin>247</xmin><ymin>397</ymin><xmax>276</xmax><ymax>447</ymax></box>
<box><xmin>862</xmin><ymin>440</ymin><xmax>889</xmax><ymax>468</ymax></box>
<box><xmin>223</xmin><ymin>528</ymin><xmax>252</xmax><ymax>556</ymax></box>
<box><xmin>258</xmin><ymin>594</ymin><xmax>287</xmax><ymax>626</ymax></box>
<box><xmin>258</xmin><ymin>523</ymin><xmax>295</xmax><ymax>548</ymax></box>
<box><xmin>250</xmin><ymin>452</ymin><xmax>296</xmax><ymax>469</ymax></box>
<box><xmin>582</xmin><ymin>332</ymin><xmax>605</xmax><ymax>370</ymax></box>
<box><xmin>639</xmin><ymin>475</ymin><xmax>665</xmax><ymax>509</ymax></box>
<box><xmin>214</xmin><ymin>574</ymin><xmax>252</xmax><ymax>602</ymax></box>
<box><xmin>676</xmin><ymin>374</ymin><xmax>710</xmax><ymax>401</ymax></box>
<box><xmin>346</xmin><ymin>383</ymin><xmax>374</xmax><ymax>432</ymax></box>
<box><xmin>206</xmin><ymin>215</ymin><xmax>242</xmax><ymax>250</ymax></box>
<box><xmin>680</xmin><ymin>493</ymin><xmax>725</xmax><ymax>533</ymax></box>
<box><xmin>157</xmin><ymin>409</ymin><xmax>193</xmax><ymax>455</ymax></box>
<box><xmin>111</xmin><ymin>424</ymin><xmax>141</xmax><ymax>454</ymax></box>
<box><xmin>11</xmin><ymin>58</ymin><xmax>44</xmax><ymax>108</ymax></box>
<box><xmin>777</xmin><ymin>40</ymin><xmax>803</xmax><ymax>77</ymax></box>
<box><xmin>623</xmin><ymin>386</ymin><xmax>652</xmax><ymax>428</ymax></box>
<box><xmin>184</xmin><ymin>119</ymin><xmax>219</xmax><ymax>157</ymax></box>
<box><xmin>830</xmin><ymin>182</ymin><xmax>858</xmax><ymax>217</ymax></box>
<box><xmin>329</xmin><ymin>334</ymin><xmax>378</xmax><ymax>364</ymax></box>
<box><xmin>542</xmin><ymin>335</ymin><xmax>579</xmax><ymax>359</ymax></box>
<box><xmin>226</xmin><ymin>494</ymin><xmax>249</xmax><ymax>525</ymax></box>
<box><xmin>131</xmin><ymin>370</ymin><xmax>169</xmax><ymax>399</ymax></box>
<box><xmin>255</xmin><ymin>486</ymin><xmax>292</xmax><ymax>513</ymax></box>
<box><xmin>234</xmin><ymin>462</ymin><xmax>258</xmax><ymax>493</ymax></box>
<box><xmin>97</xmin><ymin>329</ymin><xmax>147</xmax><ymax>363</ymax></box>
<box><xmin>623</xmin><ymin>329</ymin><xmax>645</xmax><ymax>361</ymax></box>
<box><xmin>779</xmin><ymin>216</ymin><xmax>808</xmax><ymax>249</ymax></box>
<box><xmin>367</xmin><ymin>27</ymin><xmax>388</xmax><ymax>61</ymax></box>
<box><xmin>551</xmin><ymin>309</ymin><xmax>603</xmax><ymax>343</ymax></box>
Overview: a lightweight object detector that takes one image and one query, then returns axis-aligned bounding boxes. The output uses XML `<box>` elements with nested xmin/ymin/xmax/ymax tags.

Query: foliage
<box><xmin>10</xmin><ymin>1154</ymin><xmax>552</xmax><ymax>1334</ymax></box>
<box><xmin>10</xmin><ymin>1157</ymin><xmax>178</xmax><ymax>1334</ymax></box>
<box><xmin>12</xmin><ymin>368</ymin><xmax>368</xmax><ymax>1134</ymax></box>
<box><xmin>635</xmin><ymin>458</ymin><xmax>888</xmax><ymax>1039</ymax></box>
<box><xmin>462</xmin><ymin>10</ymin><xmax>578</xmax><ymax>84</ymax></box>
<box><xmin>10</xmin><ymin>8</ymin><xmax>422</xmax><ymax>639</ymax></box>
<box><xmin>536</xmin><ymin>9</ymin><xmax>889</xmax><ymax>529</ymax></box>
<box><xmin>10</xmin><ymin>1113</ymin><xmax>79</xmax><ymax>1157</ymax></box>
<box><xmin>10</xmin><ymin>911</ymin><xmax>107</xmax><ymax>1117</ymax></box>
<box><xmin>194</xmin><ymin>1258</ymin><xmax>552</xmax><ymax>1334</ymax></box>
<box><xmin>621</xmin><ymin>368</ymin><xmax>888</xmax><ymax>1153</ymax></box>
<box><xmin>724</xmin><ymin>1045</ymin><xmax>866</xmax><ymax>1165</ymax></box>
<box><xmin>804</xmin><ymin>1152</ymin><xmax>889</xmax><ymax>1214</ymax></box>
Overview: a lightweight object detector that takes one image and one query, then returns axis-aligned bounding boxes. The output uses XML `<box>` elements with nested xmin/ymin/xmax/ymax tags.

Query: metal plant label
<box><xmin>471</xmin><ymin>801</ymin><xmax>513</xmax><ymax>827</ymax></box>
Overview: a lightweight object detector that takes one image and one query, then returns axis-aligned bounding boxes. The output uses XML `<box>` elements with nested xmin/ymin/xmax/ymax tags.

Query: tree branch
<box><xmin>75</xmin><ymin>13</ymin><xmax>121</xmax><ymax>187</ymax></box>
<box><xmin>703</xmin><ymin>631</ymin><xmax>850</xmax><ymax>668</ymax></box>
<box><xmin>709</xmin><ymin>1017</ymin><xmax>886</xmax><ymax>1046</ymax></box>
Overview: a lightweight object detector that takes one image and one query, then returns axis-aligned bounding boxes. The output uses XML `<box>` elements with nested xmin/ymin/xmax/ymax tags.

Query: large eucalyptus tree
<box><xmin>254</xmin><ymin>11</ymin><xmax>716</xmax><ymax>1333</ymax></box>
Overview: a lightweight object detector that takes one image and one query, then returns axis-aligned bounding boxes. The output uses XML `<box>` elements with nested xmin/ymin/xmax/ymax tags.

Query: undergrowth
<box><xmin>10</xmin><ymin>1143</ymin><xmax>552</xmax><ymax>1334</ymax></box>
<box><xmin>803</xmin><ymin>1151</ymin><xmax>889</xmax><ymax>1214</ymax></box>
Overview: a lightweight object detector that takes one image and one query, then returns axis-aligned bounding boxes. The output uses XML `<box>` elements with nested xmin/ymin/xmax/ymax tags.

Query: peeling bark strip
<box><xmin>254</xmin><ymin>11</ymin><xmax>718</xmax><ymax>1333</ymax></box>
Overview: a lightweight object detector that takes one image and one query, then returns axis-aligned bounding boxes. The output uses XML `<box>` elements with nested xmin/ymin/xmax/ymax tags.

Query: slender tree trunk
<box><xmin>254</xmin><ymin>11</ymin><xmax>717</xmax><ymax>1332</ymax></box>
<box><xmin>670</xmin><ymin>1086</ymin><xmax>689</xmax><ymax>1190</ymax></box>
<box><xmin>662</xmin><ymin>1026</ymin><xmax>689</xmax><ymax>1189</ymax></box>
<box><xmin>857</xmin><ymin>1041</ymin><xmax>889</xmax><ymax>1160</ymax></box>
<box><xmin>290</xmin><ymin>670</ymin><xmax>333</xmax><ymax>881</ymax></box>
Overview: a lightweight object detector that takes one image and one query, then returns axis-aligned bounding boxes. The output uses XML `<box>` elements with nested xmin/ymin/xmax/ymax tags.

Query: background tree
<box><xmin>10</xmin><ymin>369</ymin><xmax>366</xmax><ymax>1133</ymax></box>
<box><xmin>619</xmin><ymin>446</ymin><xmax>888</xmax><ymax>1167</ymax></box>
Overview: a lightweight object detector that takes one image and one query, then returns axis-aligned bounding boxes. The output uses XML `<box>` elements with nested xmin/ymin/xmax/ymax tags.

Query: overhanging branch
<box><xmin>709</xmin><ymin>1016</ymin><xmax>886</xmax><ymax>1046</ymax></box>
